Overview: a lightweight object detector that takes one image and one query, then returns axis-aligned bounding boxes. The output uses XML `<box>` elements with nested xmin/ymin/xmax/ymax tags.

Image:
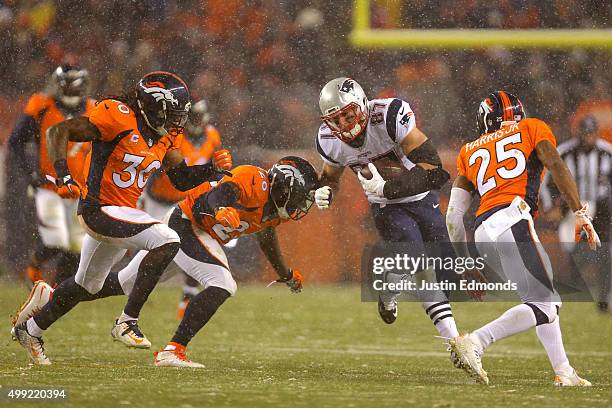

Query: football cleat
<box><xmin>554</xmin><ymin>370</ymin><xmax>592</xmax><ymax>387</ymax></box>
<box><xmin>12</xmin><ymin>280</ymin><xmax>54</xmax><ymax>327</ymax></box>
<box><xmin>449</xmin><ymin>334</ymin><xmax>489</xmax><ymax>385</ymax></box>
<box><xmin>154</xmin><ymin>343</ymin><xmax>204</xmax><ymax>368</ymax></box>
<box><xmin>436</xmin><ymin>336</ymin><xmax>465</xmax><ymax>369</ymax></box>
<box><xmin>11</xmin><ymin>322</ymin><xmax>51</xmax><ymax>365</ymax></box>
<box><xmin>111</xmin><ymin>319</ymin><xmax>151</xmax><ymax>349</ymax></box>
<box><xmin>378</xmin><ymin>298</ymin><xmax>398</xmax><ymax>324</ymax></box>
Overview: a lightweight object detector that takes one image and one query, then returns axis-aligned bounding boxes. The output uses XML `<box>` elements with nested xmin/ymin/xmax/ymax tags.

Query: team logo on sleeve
<box><xmin>399</xmin><ymin>111</ymin><xmax>413</xmax><ymax>126</ymax></box>
<box><xmin>143</xmin><ymin>85</ymin><xmax>179</xmax><ymax>107</ymax></box>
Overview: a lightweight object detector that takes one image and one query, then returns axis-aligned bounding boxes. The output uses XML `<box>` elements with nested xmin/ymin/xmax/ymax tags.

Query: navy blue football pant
<box><xmin>370</xmin><ymin>192</ymin><xmax>459</xmax><ymax>288</ymax></box>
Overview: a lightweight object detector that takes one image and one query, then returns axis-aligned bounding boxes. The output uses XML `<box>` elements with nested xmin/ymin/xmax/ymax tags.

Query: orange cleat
<box><xmin>26</xmin><ymin>266</ymin><xmax>43</xmax><ymax>283</ymax></box>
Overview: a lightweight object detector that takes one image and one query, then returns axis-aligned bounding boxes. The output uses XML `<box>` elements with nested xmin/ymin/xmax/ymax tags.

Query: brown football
<box><xmin>359</xmin><ymin>166</ymin><xmax>373</xmax><ymax>179</ymax></box>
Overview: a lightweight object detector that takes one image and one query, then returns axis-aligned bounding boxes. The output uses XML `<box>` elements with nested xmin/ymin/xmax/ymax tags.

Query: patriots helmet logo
<box><xmin>143</xmin><ymin>86</ymin><xmax>180</xmax><ymax>107</ymax></box>
<box><xmin>339</xmin><ymin>79</ymin><xmax>357</xmax><ymax>97</ymax></box>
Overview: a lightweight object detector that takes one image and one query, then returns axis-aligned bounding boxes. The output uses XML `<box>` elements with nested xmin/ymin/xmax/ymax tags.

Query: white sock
<box><xmin>118</xmin><ymin>311</ymin><xmax>137</xmax><ymax>324</ymax></box>
<box><xmin>473</xmin><ymin>304</ymin><xmax>537</xmax><ymax>351</ymax></box>
<box><xmin>26</xmin><ymin>318</ymin><xmax>44</xmax><ymax>337</ymax></box>
<box><xmin>536</xmin><ymin>315</ymin><xmax>574</xmax><ymax>377</ymax></box>
<box><xmin>422</xmin><ymin>301</ymin><xmax>459</xmax><ymax>338</ymax></box>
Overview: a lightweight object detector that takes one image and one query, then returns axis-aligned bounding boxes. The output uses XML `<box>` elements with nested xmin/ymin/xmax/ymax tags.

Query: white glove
<box><xmin>315</xmin><ymin>186</ymin><xmax>332</xmax><ymax>209</ymax></box>
<box><xmin>574</xmin><ymin>203</ymin><xmax>601</xmax><ymax>250</ymax></box>
<box><xmin>357</xmin><ymin>163</ymin><xmax>386</xmax><ymax>197</ymax></box>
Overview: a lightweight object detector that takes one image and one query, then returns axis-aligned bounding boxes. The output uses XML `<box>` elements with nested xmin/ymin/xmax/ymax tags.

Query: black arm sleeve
<box><xmin>405</xmin><ymin>139</ymin><xmax>442</xmax><ymax>166</ymax></box>
<box><xmin>382</xmin><ymin>139</ymin><xmax>449</xmax><ymax>199</ymax></box>
<box><xmin>191</xmin><ymin>182</ymin><xmax>240</xmax><ymax>222</ymax></box>
<box><xmin>8</xmin><ymin>114</ymin><xmax>39</xmax><ymax>177</ymax></box>
<box><xmin>382</xmin><ymin>166</ymin><xmax>450</xmax><ymax>200</ymax></box>
<box><xmin>166</xmin><ymin>160</ymin><xmax>217</xmax><ymax>191</ymax></box>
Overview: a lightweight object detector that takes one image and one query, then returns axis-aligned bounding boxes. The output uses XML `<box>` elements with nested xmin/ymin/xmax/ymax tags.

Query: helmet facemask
<box><xmin>53</xmin><ymin>66</ymin><xmax>89</xmax><ymax>108</ymax></box>
<box><xmin>139</xmin><ymin>96</ymin><xmax>191</xmax><ymax>137</ymax></box>
<box><xmin>321</xmin><ymin>102</ymin><xmax>368</xmax><ymax>143</ymax></box>
<box><xmin>269</xmin><ymin>165</ymin><xmax>316</xmax><ymax>221</ymax></box>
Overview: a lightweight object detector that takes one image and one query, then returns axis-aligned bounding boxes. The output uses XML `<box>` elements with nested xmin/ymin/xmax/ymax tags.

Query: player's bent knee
<box><xmin>148</xmin><ymin>224</ymin><xmax>180</xmax><ymax>249</ymax></box>
<box><xmin>525</xmin><ymin>302</ymin><xmax>558</xmax><ymax>325</ymax></box>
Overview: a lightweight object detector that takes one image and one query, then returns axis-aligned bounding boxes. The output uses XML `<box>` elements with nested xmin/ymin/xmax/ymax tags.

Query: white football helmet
<box><xmin>319</xmin><ymin>77</ymin><xmax>369</xmax><ymax>143</ymax></box>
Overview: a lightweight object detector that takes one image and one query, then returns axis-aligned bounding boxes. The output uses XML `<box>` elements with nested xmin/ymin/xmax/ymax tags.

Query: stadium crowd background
<box><xmin>0</xmin><ymin>0</ymin><xmax>610</xmax><ymax>281</ymax></box>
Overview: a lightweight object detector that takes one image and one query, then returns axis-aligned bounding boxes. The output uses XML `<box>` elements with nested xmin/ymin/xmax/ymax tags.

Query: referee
<box><xmin>541</xmin><ymin>116</ymin><xmax>611</xmax><ymax>312</ymax></box>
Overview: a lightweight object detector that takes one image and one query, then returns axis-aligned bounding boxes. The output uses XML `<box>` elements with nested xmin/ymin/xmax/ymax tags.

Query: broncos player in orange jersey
<box><xmin>140</xmin><ymin>98</ymin><xmax>223</xmax><ymax>316</ymax></box>
<box><xmin>13</xmin><ymin>157</ymin><xmax>318</xmax><ymax>367</ymax></box>
<box><xmin>446</xmin><ymin>91</ymin><xmax>597</xmax><ymax>386</ymax></box>
<box><xmin>8</xmin><ymin>64</ymin><xmax>95</xmax><ymax>285</ymax></box>
<box><xmin>11</xmin><ymin>72</ymin><xmax>232</xmax><ymax>365</ymax></box>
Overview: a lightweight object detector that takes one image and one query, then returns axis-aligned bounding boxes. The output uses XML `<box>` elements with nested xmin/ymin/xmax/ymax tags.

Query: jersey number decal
<box><xmin>112</xmin><ymin>153</ymin><xmax>161</xmax><ymax>189</ymax></box>
<box><xmin>468</xmin><ymin>133</ymin><xmax>526</xmax><ymax>196</ymax></box>
<box><xmin>212</xmin><ymin>221</ymin><xmax>249</xmax><ymax>241</ymax></box>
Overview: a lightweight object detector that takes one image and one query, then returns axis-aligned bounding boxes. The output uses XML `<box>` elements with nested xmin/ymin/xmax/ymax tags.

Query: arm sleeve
<box><xmin>382</xmin><ymin>165</ymin><xmax>450</xmax><ymax>199</ymax></box>
<box><xmin>166</xmin><ymin>160</ymin><xmax>217</xmax><ymax>191</ymax></box>
<box><xmin>385</xmin><ymin>99</ymin><xmax>416</xmax><ymax>144</ymax></box>
<box><xmin>406</xmin><ymin>139</ymin><xmax>442</xmax><ymax>166</ymax></box>
<box><xmin>191</xmin><ymin>182</ymin><xmax>240</xmax><ymax>221</ymax></box>
<box><xmin>446</xmin><ymin>187</ymin><xmax>473</xmax><ymax>257</ymax></box>
<box><xmin>8</xmin><ymin>114</ymin><xmax>39</xmax><ymax>176</ymax></box>
<box><xmin>315</xmin><ymin>132</ymin><xmax>343</xmax><ymax>168</ymax></box>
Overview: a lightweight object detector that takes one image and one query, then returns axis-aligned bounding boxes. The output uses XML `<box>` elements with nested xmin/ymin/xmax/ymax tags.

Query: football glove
<box><xmin>574</xmin><ymin>203</ymin><xmax>601</xmax><ymax>250</ymax></box>
<box><xmin>215</xmin><ymin>206</ymin><xmax>240</xmax><ymax>228</ymax></box>
<box><xmin>314</xmin><ymin>186</ymin><xmax>333</xmax><ymax>209</ymax></box>
<box><xmin>357</xmin><ymin>163</ymin><xmax>386</xmax><ymax>197</ymax></box>
<box><xmin>50</xmin><ymin>174</ymin><xmax>82</xmax><ymax>199</ymax></box>
<box><xmin>277</xmin><ymin>269</ymin><xmax>303</xmax><ymax>293</ymax></box>
<box><xmin>213</xmin><ymin>149</ymin><xmax>232</xmax><ymax>171</ymax></box>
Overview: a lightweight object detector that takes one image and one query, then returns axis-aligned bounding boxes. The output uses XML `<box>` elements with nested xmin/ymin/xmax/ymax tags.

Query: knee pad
<box><xmin>525</xmin><ymin>302</ymin><xmax>558</xmax><ymax>325</ymax></box>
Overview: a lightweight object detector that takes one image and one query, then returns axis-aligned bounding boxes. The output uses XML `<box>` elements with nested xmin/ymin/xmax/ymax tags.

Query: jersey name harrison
<box><xmin>464</xmin><ymin>122</ymin><xmax>520</xmax><ymax>153</ymax></box>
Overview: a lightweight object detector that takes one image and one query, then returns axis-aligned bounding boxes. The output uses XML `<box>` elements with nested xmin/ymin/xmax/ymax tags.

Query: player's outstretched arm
<box><xmin>315</xmin><ymin>163</ymin><xmax>344</xmax><ymax>209</ymax></box>
<box><xmin>47</xmin><ymin>117</ymin><xmax>102</xmax><ymax>197</ymax></box>
<box><xmin>256</xmin><ymin>227</ymin><xmax>303</xmax><ymax>292</ymax></box>
<box><xmin>536</xmin><ymin>140</ymin><xmax>600</xmax><ymax>249</ymax></box>
<box><xmin>376</xmin><ymin>128</ymin><xmax>450</xmax><ymax>199</ymax></box>
<box><xmin>446</xmin><ymin>176</ymin><xmax>475</xmax><ymax>257</ymax></box>
<box><xmin>162</xmin><ymin>148</ymin><xmax>232</xmax><ymax>192</ymax></box>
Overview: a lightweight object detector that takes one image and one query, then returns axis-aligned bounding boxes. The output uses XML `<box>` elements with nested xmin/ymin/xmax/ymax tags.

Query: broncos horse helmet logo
<box><xmin>143</xmin><ymin>85</ymin><xmax>180</xmax><ymax>108</ymax></box>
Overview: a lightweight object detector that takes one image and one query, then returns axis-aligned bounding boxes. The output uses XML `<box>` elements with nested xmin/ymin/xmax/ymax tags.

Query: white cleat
<box><xmin>11</xmin><ymin>322</ymin><xmax>51</xmax><ymax>365</ymax></box>
<box><xmin>111</xmin><ymin>319</ymin><xmax>151</xmax><ymax>349</ymax></box>
<box><xmin>450</xmin><ymin>333</ymin><xmax>489</xmax><ymax>385</ymax></box>
<box><xmin>554</xmin><ymin>370</ymin><xmax>592</xmax><ymax>387</ymax></box>
<box><xmin>12</xmin><ymin>280</ymin><xmax>54</xmax><ymax>327</ymax></box>
<box><xmin>154</xmin><ymin>349</ymin><xmax>205</xmax><ymax>368</ymax></box>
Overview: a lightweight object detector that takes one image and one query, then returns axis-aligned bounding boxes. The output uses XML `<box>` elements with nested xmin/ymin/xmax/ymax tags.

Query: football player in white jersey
<box><xmin>314</xmin><ymin>78</ymin><xmax>461</xmax><ymax>345</ymax></box>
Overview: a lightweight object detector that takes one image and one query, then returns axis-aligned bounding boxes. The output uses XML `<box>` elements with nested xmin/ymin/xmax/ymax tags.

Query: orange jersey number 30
<box><xmin>457</xmin><ymin>118</ymin><xmax>556</xmax><ymax>216</ymax></box>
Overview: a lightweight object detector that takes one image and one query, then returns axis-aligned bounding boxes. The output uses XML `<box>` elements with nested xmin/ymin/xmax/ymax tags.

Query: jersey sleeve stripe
<box><xmin>316</xmin><ymin>134</ymin><xmax>340</xmax><ymax>165</ymax></box>
<box><xmin>385</xmin><ymin>99</ymin><xmax>403</xmax><ymax>142</ymax></box>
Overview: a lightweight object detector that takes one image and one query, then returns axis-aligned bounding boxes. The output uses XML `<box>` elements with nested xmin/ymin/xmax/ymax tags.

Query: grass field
<box><xmin>1</xmin><ymin>282</ymin><xmax>610</xmax><ymax>407</ymax></box>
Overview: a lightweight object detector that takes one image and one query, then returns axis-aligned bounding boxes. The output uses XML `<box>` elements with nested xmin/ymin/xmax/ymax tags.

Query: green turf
<box><xmin>1</xmin><ymin>282</ymin><xmax>610</xmax><ymax>407</ymax></box>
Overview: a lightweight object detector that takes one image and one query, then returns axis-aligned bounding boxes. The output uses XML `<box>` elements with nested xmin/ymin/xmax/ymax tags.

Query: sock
<box><xmin>171</xmin><ymin>286</ymin><xmax>230</xmax><ymax>346</ymax></box>
<box><xmin>422</xmin><ymin>301</ymin><xmax>459</xmax><ymax>338</ymax></box>
<box><xmin>536</xmin><ymin>314</ymin><xmax>573</xmax><ymax>376</ymax></box>
<box><xmin>164</xmin><ymin>342</ymin><xmax>184</xmax><ymax>352</ymax></box>
<box><xmin>118</xmin><ymin>311</ymin><xmax>137</xmax><ymax>324</ymax></box>
<box><xmin>26</xmin><ymin>317</ymin><xmax>44</xmax><ymax>337</ymax></box>
<box><xmin>33</xmin><ymin>278</ymin><xmax>90</xmax><ymax>330</ymax></box>
<box><xmin>473</xmin><ymin>304</ymin><xmax>537</xmax><ymax>351</ymax></box>
<box><xmin>123</xmin><ymin>242</ymin><xmax>179</xmax><ymax>318</ymax></box>
<box><xmin>53</xmin><ymin>251</ymin><xmax>80</xmax><ymax>286</ymax></box>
